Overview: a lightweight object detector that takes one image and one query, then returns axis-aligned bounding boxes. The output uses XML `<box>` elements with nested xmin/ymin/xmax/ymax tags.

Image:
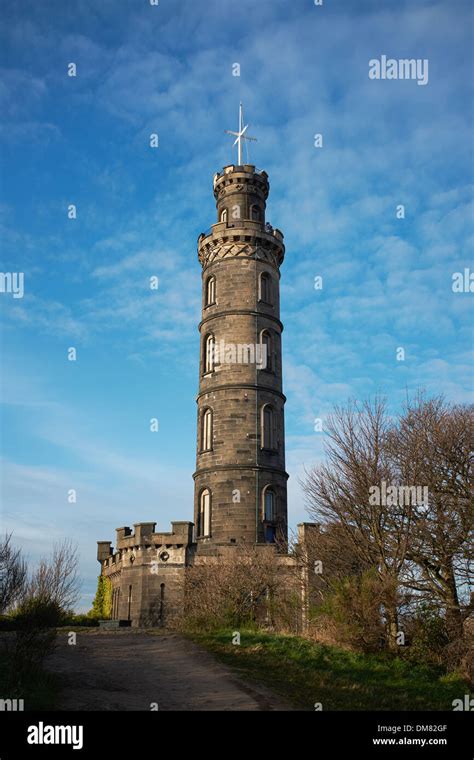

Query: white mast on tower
<box><xmin>225</xmin><ymin>102</ymin><xmax>257</xmax><ymax>166</ymax></box>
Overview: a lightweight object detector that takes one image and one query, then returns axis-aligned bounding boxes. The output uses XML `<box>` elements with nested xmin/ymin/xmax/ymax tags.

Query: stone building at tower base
<box><xmin>97</xmin><ymin>520</ymin><xmax>314</xmax><ymax>629</ymax></box>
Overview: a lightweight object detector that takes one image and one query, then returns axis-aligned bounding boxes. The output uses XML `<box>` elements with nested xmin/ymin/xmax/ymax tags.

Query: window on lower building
<box><xmin>159</xmin><ymin>583</ymin><xmax>165</xmax><ymax>623</ymax></box>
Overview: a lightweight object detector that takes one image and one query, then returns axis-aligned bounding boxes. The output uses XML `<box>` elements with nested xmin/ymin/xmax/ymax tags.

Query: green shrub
<box><xmin>311</xmin><ymin>570</ymin><xmax>386</xmax><ymax>653</ymax></box>
<box><xmin>12</xmin><ymin>597</ymin><xmax>64</xmax><ymax>629</ymax></box>
<box><xmin>0</xmin><ymin>615</ymin><xmax>15</xmax><ymax>631</ymax></box>
<box><xmin>61</xmin><ymin>613</ymin><xmax>99</xmax><ymax>627</ymax></box>
<box><xmin>403</xmin><ymin>607</ymin><xmax>449</xmax><ymax>667</ymax></box>
<box><xmin>2</xmin><ymin>597</ymin><xmax>60</xmax><ymax>695</ymax></box>
<box><xmin>89</xmin><ymin>575</ymin><xmax>113</xmax><ymax>619</ymax></box>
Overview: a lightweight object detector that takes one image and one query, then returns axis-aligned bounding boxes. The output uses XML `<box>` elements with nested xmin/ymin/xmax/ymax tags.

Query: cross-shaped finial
<box><xmin>225</xmin><ymin>102</ymin><xmax>257</xmax><ymax>166</ymax></box>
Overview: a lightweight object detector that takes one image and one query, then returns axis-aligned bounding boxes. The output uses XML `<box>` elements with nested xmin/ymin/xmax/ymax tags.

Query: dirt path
<box><xmin>46</xmin><ymin>630</ymin><xmax>291</xmax><ymax>711</ymax></box>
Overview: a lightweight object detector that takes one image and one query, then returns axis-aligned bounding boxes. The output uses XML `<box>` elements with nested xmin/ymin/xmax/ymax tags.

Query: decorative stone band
<box><xmin>196</xmin><ymin>383</ymin><xmax>287</xmax><ymax>403</ymax></box>
<box><xmin>193</xmin><ymin>464</ymin><xmax>290</xmax><ymax>480</ymax></box>
<box><xmin>198</xmin><ymin>231</ymin><xmax>285</xmax><ymax>270</ymax></box>
<box><xmin>198</xmin><ymin>310</ymin><xmax>284</xmax><ymax>333</ymax></box>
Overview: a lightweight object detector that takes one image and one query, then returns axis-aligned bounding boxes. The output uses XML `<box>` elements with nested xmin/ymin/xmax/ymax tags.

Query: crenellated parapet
<box><xmin>97</xmin><ymin>521</ymin><xmax>194</xmax><ymax>566</ymax></box>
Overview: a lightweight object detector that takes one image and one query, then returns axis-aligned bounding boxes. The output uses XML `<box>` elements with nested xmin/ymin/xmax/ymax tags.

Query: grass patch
<box><xmin>188</xmin><ymin>629</ymin><xmax>471</xmax><ymax>711</ymax></box>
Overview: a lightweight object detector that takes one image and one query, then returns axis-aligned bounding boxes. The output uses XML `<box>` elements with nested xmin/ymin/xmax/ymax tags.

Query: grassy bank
<box><xmin>188</xmin><ymin>629</ymin><xmax>471</xmax><ymax>711</ymax></box>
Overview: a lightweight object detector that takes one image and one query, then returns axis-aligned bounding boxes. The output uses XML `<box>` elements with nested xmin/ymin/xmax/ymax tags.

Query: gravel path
<box><xmin>46</xmin><ymin>630</ymin><xmax>291</xmax><ymax>711</ymax></box>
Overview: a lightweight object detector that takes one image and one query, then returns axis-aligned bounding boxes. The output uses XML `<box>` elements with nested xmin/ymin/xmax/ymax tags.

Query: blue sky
<box><xmin>0</xmin><ymin>0</ymin><xmax>472</xmax><ymax>611</ymax></box>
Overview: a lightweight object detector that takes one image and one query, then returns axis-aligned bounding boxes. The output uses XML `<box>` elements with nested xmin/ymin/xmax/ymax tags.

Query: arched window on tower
<box><xmin>220</xmin><ymin>208</ymin><xmax>228</xmax><ymax>223</ymax></box>
<box><xmin>201</xmin><ymin>408</ymin><xmax>213</xmax><ymax>451</ymax></box>
<box><xmin>260</xmin><ymin>330</ymin><xmax>272</xmax><ymax>372</ymax></box>
<box><xmin>203</xmin><ymin>334</ymin><xmax>216</xmax><ymax>374</ymax></box>
<box><xmin>261</xmin><ymin>404</ymin><xmax>275</xmax><ymax>450</ymax></box>
<box><xmin>251</xmin><ymin>204</ymin><xmax>260</xmax><ymax>222</ymax></box>
<box><xmin>259</xmin><ymin>272</ymin><xmax>272</xmax><ymax>305</ymax></box>
<box><xmin>262</xmin><ymin>487</ymin><xmax>276</xmax><ymax>543</ymax></box>
<box><xmin>263</xmin><ymin>486</ymin><xmax>275</xmax><ymax>521</ymax></box>
<box><xmin>198</xmin><ymin>489</ymin><xmax>211</xmax><ymax>537</ymax></box>
<box><xmin>206</xmin><ymin>275</ymin><xmax>216</xmax><ymax>307</ymax></box>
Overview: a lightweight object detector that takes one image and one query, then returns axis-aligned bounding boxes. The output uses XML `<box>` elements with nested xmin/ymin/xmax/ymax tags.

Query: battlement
<box><xmin>96</xmin><ymin>521</ymin><xmax>194</xmax><ymax>561</ymax></box>
<box><xmin>213</xmin><ymin>166</ymin><xmax>269</xmax><ymax>203</ymax></box>
<box><xmin>213</xmin><ymin>164</ymin><xmax>268</xmax><ymax>184</ymax></box>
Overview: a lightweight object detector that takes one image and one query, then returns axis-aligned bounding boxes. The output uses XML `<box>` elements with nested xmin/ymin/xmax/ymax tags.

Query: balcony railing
<box><xmin>199</xmin><ymin>221</ymin><xmax>283</xmax><ymax>242</ymax></box>
<box><xmin>214</xmin><ymin>165</ymin><xmax>267</xmax><ymax>181</ymax></box>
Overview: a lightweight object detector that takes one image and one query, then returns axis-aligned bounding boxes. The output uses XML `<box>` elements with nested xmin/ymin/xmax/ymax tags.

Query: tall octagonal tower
<box><xmin>193</xmin><ymin>154</ymin><xmax>289</xmax><ymax>550</ymax></box>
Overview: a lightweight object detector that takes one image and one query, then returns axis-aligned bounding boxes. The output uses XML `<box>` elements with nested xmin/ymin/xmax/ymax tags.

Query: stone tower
<box><xmin>95</xmin><ymin>126</ymin><xmax>313</xmax><ymax>628</ymax></box>
<box><xmin>194</xmin><ymin>162</ymin><xmax>288</xmax><ymax>549</ymax></box>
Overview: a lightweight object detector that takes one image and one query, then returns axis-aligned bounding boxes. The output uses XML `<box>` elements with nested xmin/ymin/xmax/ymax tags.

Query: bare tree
<box><xmin>303</xmin><ymin>398</ymin><xmax>413</xmax><ymax>650</ymax></box>
<box><xmin>388</xmin><ymin>394</ymin><xmax>473</xmax><ymax>641</ymax></box>
<box><xmin>183</xmin><ymin>542</ymin><xmax>300</xmax><ymax>632</ymax></box>
<box><xmin>25</xmin><ymin>539</ymin><xmax>81</xmax><ymax>613</ymax></box>
<box><xmin>0</xmin><ymin>533</ymin><xmax>27</xmax><ymax>614</ymax></box>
